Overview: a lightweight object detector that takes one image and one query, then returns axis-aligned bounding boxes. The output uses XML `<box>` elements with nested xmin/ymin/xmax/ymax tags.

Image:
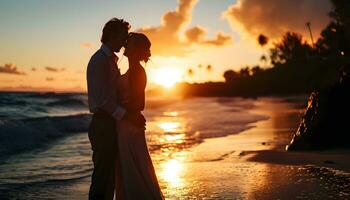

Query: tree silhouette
<box><xmin>258</xmin><ymin>34</ymin><xmax>269</xmax><ymax>66</ymax></box>
<box><xmin>322</xmin><ymin>0</ymin><xmax>350</xmax><ymax>56</ymax></box>
<box><xmin>251</xmin><ymin>66</ymin><xmax>263</xmax><ymax>75</ymax></box>
<box><xmin>187</xmin><ymin>68</ymin><xmax>194</xmax><ymax>82</ymax></box>
<box><xmin>330</xmin><ymin>0</ymin><xmax>350</xmax><ymax>28</ymax></box>
<box><xmin>260</xmin><ymin>55</ymin><xmax>268</xmax><ymax>62</ymax></box>
<box><xmin>223</xmin><ymin>70</ymin><xmax>238</xmax><ymax>83</ymax></box>
<box><xmin>258</xmin><ymin>34</ymin><xmax>268</xmax><ymax>47</ymax></box>
<box><xmin>187</xmin><ymin>68</ymin><xmax>194</xmax><ymax>77</ymax></box>
<box><xmin>306</xmin><ymin>22</ymin><xmax>315</xmax><ymax>46</ymax></box>
<box><xmin>317</xmin><ymin>22</ymin><xmax>348</xmax><ymax>56</ymax></box>
<box><xmin>206</xmin><ymin>64</ymin><xmax>212</xmax><ymax>72</ymax></box>
<box><xmin>239</xmin><ymin>67</ymin><xmax>250</xmax><ymax>78</ymax></box>
<box><xmin>270</xmin><ymin>32</ymin><xmax>312</xmax><ymax>64</ymax></box>
<box><xmin>205</xmin><ymin>64</ymin><xmax>213</xmax><ymax>81</ymax></box>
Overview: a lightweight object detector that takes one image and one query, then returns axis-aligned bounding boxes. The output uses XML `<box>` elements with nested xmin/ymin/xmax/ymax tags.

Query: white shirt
<box><xmin>86</xmin><ymin>44</ymin><xmax>126</xmax><ymax>120</ymax></box>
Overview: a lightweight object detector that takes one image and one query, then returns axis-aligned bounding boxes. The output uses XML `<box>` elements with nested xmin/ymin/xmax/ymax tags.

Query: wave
<box><xmin>46</xmin><ymin>99</ymin><xmax>88</xmax><ymax>108</ymax></box>
<box><xmin>27</xmin><ymin>92</ymin><xmax>84</xmax><ymax>99</ymax></box>
<box><xmin>0</xmin><ymin>114</ymin><xmax>91</xmax><ymax>158</ymax></box>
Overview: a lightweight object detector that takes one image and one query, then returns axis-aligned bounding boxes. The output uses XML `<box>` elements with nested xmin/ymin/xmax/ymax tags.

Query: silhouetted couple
<box><xmin>87</xmin><ymin>18</ymin><xmax>164</xmax><ymax>200</ymax></box>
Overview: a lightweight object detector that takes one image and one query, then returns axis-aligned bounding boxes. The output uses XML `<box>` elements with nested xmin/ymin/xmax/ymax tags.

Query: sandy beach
<box><xmin>67</xmin><ymin>97</ymin><xmax>350</xmax><ymax>199</ymax></box>
<box><xmin>1</xmin><ymin>96</ymin><xmax>350</xmax><ymax>199</ymax></box>
<box><xmin>157</xmin><ymin>98</ymin><xmax>350</xmax><ymax>199</ymax></box>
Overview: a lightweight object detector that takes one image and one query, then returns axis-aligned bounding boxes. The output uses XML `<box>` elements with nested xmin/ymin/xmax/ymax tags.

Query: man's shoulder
<box><xmin>88</xmin><ymin>49</ymin><xmax>107</xmax><ymax>66</ymax></box>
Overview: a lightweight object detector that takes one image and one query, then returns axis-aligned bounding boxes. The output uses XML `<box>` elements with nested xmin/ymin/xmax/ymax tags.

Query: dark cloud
<box><xmin>45</xmin><ymin>66</ymin><xmax>65</xmax><ymax>72</ymax></box>
<box><xmin>223</xmin><ymin>0</ymin><xmax>332</xmax><ymax>40</ymax></box>
<box><xmin>138</xmin><ymin>0</ymin><xmax>232</xmax><ymax>56</ymax></box>
<box><xmin>0</xmin><ymin>64</ymin><xmax>26</xmax><ymax>75</ymax></box>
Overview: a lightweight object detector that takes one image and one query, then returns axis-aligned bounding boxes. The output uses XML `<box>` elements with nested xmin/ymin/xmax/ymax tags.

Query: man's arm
<box><xmin>90</xmin><ymin>56</ymin><xmax>126</xmax><ymax>120</ymax></box>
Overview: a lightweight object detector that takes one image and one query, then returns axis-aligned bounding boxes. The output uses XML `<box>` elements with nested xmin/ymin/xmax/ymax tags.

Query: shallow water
<box><xmin>0</xmin><ymin>95</ymin><xmax>266</xmax><ymax>199</ymax></box>
<box><xmin>2</xmin><ymin>95</ymin><xmax>349</xmax><ymax>199</ymax></box>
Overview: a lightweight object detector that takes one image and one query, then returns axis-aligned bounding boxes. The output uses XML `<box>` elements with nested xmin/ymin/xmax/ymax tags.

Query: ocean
<box><xmin>0</xmin><ymin>92</ymin><xmax>269</xmax><ymax>199</ymax></box>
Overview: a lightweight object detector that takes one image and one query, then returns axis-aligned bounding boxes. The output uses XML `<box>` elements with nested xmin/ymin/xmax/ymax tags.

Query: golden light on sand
<box><xmin>153</xmin><ymin>67</ymin><xmax>182</xmax><ymax>88</ymax></box>
<box><xmin>160</xmin><ymin>159</ymin><xmax>183</xmax><ymax>187</ymax></box>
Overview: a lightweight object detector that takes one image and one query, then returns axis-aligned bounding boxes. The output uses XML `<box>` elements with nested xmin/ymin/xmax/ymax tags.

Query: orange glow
<box><xmin>163</xmin><ymin>111</ymin><xmax>179</xmax><ymax>117</ymax></box>
<box><xmin>158</xmin><ymin>122</ymin><xmax>181</xmax><ymax>133</ymax></box>
<box><xmin>153</xmin><ymin>67</ymin><xmax>182</xmax><ymax>88</ymax></box>
<box><xmin>165</xmin><ymin>134</ymin><xmax>185</xmax><ymax>142</ymax></box>
<box><xmin>160</xmin><ymin>159</ymin><xmax>184</xmax><ymax>187</ymax></box>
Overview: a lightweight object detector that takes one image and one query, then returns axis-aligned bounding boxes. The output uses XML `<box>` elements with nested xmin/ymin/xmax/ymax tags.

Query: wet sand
<box><xmin>50</xmin><ymin>97</ymin><xmax>350</xmax><ymax>199</ymax></box>
<box><xmin>151</xmin><ymin>97</ymin><xmax>350</xmax><ymax>199</ymax></box>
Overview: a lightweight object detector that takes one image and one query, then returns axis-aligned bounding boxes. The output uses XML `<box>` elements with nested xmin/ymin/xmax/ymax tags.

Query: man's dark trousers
<box><xmin>88</xmin><ymin>112</ymin><xmax>117</xmax><ymax>200</ymax></box>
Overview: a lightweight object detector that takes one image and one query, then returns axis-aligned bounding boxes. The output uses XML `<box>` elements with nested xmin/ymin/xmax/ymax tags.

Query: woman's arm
<box><xmin>126</xmin><ymin>66</ymin><xmax>146</xmax><ymax>112</ymax></box>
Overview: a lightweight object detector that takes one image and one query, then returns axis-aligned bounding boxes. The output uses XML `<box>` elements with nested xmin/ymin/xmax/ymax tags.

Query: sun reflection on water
<box><xmin>158</xmin><ymin>122</ymin><xmax>181</xmax><ymax>133</ymax></box>
<box><xmin>160</xmin><ymin>158</ymin><xmax>184</xmax><ymax>187</ymax></box>
<box><xmin>163</xmin><ymin>111</ymin><xmax>178</xmax><ymax>117</ymax></box>
<box><xmin>165</xmin><ymin>134</ymin><xmax>185</xmax><ymax>142</ymax></box>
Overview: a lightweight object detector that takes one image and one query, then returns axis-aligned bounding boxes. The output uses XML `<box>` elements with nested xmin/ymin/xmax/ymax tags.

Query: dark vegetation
<box><xmin>174</xmin><ymin>0</ymin><xmax>350</xmax><ymax>97</ymax></box>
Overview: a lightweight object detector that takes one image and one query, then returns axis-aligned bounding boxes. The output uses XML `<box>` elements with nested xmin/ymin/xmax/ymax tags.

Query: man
<box><xmin>86</xmin><ymin>18</ymin><xmax>144</xmax><ymax>200</ymax></box>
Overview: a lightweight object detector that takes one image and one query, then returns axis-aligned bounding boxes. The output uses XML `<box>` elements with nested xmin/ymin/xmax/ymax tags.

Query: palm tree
<box><xmin>251</xmin><ymin>66</ymin><xmax>263</xmax><ymax>75</ymax></box>
<box><xmin>223</xmin><ymin>70</ymin><xmax>238</xmax><ymax>83</ymax></box>
<box><xmin>206</xmin><ymin>64</ymin><xmax>212</xmax><ymax>81</ymax></box>
<box><xmin>306</xmin><ymin>22</ymin><xmax>315</xmax><ymax>47</ymax></box>
<box><xmin>258</xmin><ymin>34</ymin><xmax>269</xmax><ymax>66</ymax></box>
<box><xmin>258</xmin><ymin>34</ymin><xmax>268</xmax><ymax>47</ymax></box>
<box><xmin>260</xmin><ymin>55</ymin><xmax>267</xmax><ymax>62</ymax></box>
<box><xmin>187</xmin><ymin>68</ymin><xmax>194</xmax><ymax>77</ymax></box>
<box><xmin>206</xmin><ymin>64</ymin><xmax>212</xmax><ymax>72</ymax></box>
<box><xmin>269</xmin><ymin>32</ymin><xmax>312</xmax><ymax>64</ymax></box>
<box><xmin>187</xmin><ymin>68</ymin><xmax>194</xmax><ymax>82</ymax></box>
<box><xmin>239</xmin><ymin>67</ymin><xmax>250</xmax><ymax>78</ymax></box>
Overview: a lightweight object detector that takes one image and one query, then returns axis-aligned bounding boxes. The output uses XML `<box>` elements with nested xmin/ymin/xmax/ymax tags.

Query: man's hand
<box><xmin>124</xmin><ymin>112</ymin><xmax>146</xmax><ymax>129</ymax></box>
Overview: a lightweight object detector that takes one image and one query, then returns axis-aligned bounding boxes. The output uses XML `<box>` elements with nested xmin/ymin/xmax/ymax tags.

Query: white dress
<box><xmin>115</xmin><ymin>72</ymin><xmax>164</xmax><ymax>200</ymax></box>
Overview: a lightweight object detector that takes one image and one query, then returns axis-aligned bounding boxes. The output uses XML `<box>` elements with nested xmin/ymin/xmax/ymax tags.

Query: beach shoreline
<box><xmin>152</xmin><ymin>97</ymin><xmax>350</xmax><ymax>199</ymax></box>
<box><xmin>1</xmin><ymin>96</ymin><xmax>349</xmax><ymax>199</ymax></box>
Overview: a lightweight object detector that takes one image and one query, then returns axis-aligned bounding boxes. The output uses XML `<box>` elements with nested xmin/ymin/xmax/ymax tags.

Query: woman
<box><xmin>115</xmin><ymin>32</ymin><xmax>164</xmax><ymax>200</ymax></box>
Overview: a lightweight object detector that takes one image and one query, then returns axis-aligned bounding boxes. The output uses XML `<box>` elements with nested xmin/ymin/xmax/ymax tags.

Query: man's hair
<box><xmin>101</xmin><ymin>18</ymin><xmax>131</xmax><ymax>44</ymax></box>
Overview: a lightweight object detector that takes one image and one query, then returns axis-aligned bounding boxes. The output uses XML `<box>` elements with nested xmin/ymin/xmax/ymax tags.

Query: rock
<box><xmin>287</xmin><ymin>64</ymin><xmax>350</xmax><ymax>150</ymax></box>
<box><xmin>324</xmin><ymin>160</ymin><xmax>335</xmax><ymax>164</ymax></box>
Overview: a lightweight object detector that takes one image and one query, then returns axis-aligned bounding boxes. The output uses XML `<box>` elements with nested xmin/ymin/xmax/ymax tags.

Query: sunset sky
<box><xmin>0</xmin><ymin>0</ymin><xmax>332</xmax><ymax>92</ymax></box>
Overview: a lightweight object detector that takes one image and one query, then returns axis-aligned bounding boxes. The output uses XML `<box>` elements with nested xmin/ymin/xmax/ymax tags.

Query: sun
<box><xmin>153</xmin><ymin>67</ymin><xmax>181</xmax><ymax>88</ymax></box>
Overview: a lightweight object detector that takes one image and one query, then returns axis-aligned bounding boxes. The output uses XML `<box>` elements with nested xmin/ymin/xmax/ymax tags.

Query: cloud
<box><xmin>81</xmin><ymin>42</ymin><xmax>93</xmax><ymax>49</ymax></box>
<box><xmin>45</xmin><ymin>66</ymin><xmax>65</xmax><ymax>72</ymax></box>
<box><xmin>185</xmin><ymin>26</ymin><xmax>232</xmax><ymax>46</ymax></box>
<box><xmin>0</xmin><ymin>64</ymin><xmax>26</xmax><ymax>75</ymax></box>
<box><xmin>45</xmin><ymin>66</ymin><xmax>58</xmax><ymax>72</ymax></box>
<box><xmin>137</xmin><ymin>0</ymin><xmax>232</xmax><ymax>56</ymax></box>
<box><xmin>46</xmin><ymin>77</ymin><xmax>54</xmax><ymax>81</ymax></box>
<box><xmin>223</xmin><ymin>0</ymin><xmax>332</xmax><ymax>40</ymax></box>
